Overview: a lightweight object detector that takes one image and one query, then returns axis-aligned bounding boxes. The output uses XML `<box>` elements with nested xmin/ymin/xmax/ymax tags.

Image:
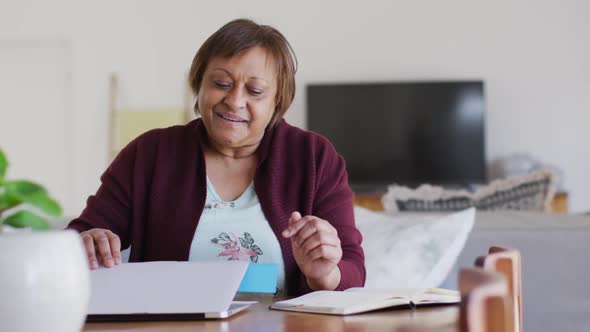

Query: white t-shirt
<box><xmin>188</xmin><ymin>177</ymin><xmax>286</xmax><ymax>293</ymax></box>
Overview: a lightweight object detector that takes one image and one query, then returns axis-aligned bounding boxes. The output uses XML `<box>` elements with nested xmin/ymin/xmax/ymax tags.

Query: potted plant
<box><xmin>0</xmin><ymin>147</ymin><xmax>62</xmax><ymax>231</ymax></box>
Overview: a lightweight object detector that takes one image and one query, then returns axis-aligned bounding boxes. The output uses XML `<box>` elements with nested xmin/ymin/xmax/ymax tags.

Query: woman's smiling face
<box><xmin>197</xmin><ymin>46</ymin><xmax>278</xmax><ymax>152</ymax></box>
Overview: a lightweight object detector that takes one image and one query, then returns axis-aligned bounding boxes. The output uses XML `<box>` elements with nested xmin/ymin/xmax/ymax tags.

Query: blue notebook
<box><xmin>237</xmin><ymin>263</ymin><xmax>278</xmax><ymax>294</ymax></box>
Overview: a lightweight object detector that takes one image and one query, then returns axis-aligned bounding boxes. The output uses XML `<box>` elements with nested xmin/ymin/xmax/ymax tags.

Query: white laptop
<box><xmin>86</xmin><ymin>261</ymin><xmax>255</xmax><ymax>321</ymax></box>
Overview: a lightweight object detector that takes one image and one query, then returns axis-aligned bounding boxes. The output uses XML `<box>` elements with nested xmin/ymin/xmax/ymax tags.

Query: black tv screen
<box><xmin>307</xmin><ymin>81</ymin><xmax>486</xmax><ymax>191</ymax></box>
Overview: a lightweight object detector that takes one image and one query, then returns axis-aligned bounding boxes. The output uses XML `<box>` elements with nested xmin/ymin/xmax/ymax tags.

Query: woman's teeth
<box><xmin>218</xmin><ymin>113</ymin><xmax>246</xmax><ymax>123</ymax></box>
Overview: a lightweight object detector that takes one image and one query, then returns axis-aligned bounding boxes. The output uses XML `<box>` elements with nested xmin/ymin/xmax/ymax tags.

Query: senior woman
<box><xmin>67</xmin><ymin>18</ymin><xmax>365</xmax><ymax>296</ymax></box>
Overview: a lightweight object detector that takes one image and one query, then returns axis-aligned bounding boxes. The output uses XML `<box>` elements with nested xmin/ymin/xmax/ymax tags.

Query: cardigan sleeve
<box><xmin>66</xmin><ymin>138</ymin><xmax>139</xmax><ymax>249</ymax></box>
<box><xmin>303</xmin><ymin>140</ymin><xmax>366</xmax><ymax>291</ymax></box>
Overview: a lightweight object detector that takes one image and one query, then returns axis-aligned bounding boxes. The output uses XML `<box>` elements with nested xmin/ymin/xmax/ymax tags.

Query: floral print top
<box><xmin>188</xmin><ymin>177</ymin><xmax>286</xmax><ymax>293</ymax></box>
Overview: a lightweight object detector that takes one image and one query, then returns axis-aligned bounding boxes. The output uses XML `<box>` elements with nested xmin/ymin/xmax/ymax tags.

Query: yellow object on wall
<box><xmin>108</xmin><ymin>73</ymin><xmax>194</xmax><ymax>161</ymax></box>
<box><xmin>112</xmin><ymin>109</ymin><xmax>188</xmax><ymax>156</ymax></box>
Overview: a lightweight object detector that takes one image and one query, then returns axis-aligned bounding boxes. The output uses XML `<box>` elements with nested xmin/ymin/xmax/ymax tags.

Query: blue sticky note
<box><xmin>237</xmin><ymin>263</ymin><xmax>278</xmax><ymax>294</ymax></box>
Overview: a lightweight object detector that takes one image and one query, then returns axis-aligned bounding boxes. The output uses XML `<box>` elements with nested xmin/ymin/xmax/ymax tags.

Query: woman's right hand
<box><xmin>80</xmin><ymin>228</ymin><xmax>122</xmax><ymax>270</ymax></box>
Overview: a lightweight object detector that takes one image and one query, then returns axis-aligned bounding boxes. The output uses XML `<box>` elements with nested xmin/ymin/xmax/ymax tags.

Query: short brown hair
<box><xmin>188</xmin><ymin>18</ymin><xmax>298</xmax><ymax>128</ymax></box>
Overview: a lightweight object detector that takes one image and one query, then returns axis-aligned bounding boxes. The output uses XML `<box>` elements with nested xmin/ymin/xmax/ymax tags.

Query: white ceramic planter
<box><xmin>0</xmin><ymin>230</ymin><xmax>90</xmax><ymax>332</ymax></box>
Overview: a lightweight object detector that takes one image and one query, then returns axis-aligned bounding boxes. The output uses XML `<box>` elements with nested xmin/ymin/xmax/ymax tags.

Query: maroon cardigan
<box><xmin>68</xmin><ymin>119</ymin><xmax>365</xmax><ymax>295</ymax></box>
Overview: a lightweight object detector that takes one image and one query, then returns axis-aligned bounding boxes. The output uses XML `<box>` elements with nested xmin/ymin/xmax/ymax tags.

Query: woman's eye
<box><xmin>214</xmin><ymin>81</ymin><xmax>231</xmax><ymax>89</ymax></box>
<box><xmin>249</xmin><ymin>89</ymin><xmax>263</xmax><ymax>96</ymax></box>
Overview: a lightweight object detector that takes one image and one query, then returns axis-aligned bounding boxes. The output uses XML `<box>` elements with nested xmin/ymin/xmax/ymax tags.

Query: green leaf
<box><xmin>0</xmin><ymin>192</ymin><xmax>21</xmax><ymax>211</ymax></box>
<box><xmin>1</xmin><ymin>181</ymin><xmax>62</xmax><ymax>216</ymax></box>
<box><xmin>0</xmin><ymin>148</ymin><xmax>7</xmax><ymax>183</ymax></box>
<box><xmin>4</xmin><ymin>180</ymin><xmax>48</xmax><ymax>197</ymax></box>
<box><xmin>2</xmin><ymin>210</ymin><xmax>50</xmax><ymax>230</ymax></box>
<box><xmin>26</xmin><ymin>194</ymin><xmax>62</xmax><ymax>216</ymax></box>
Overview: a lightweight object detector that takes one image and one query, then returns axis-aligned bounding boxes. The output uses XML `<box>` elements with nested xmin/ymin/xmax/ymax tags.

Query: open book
<box><xmin>270</xmin><ymin>288</ymin><xmax>459</xmax><ymax>315</ymax></box>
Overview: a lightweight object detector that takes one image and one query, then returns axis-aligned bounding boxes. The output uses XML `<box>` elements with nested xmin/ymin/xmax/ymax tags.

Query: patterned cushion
<box><xmin>383</xmin><ymin>169</ymin><xmax>556</xmax><ymax>213</ymax></box>
<box><xmin>395</xmin><ymin>197</ymin><xmax>472</xmax><ymax>212</ymax></box>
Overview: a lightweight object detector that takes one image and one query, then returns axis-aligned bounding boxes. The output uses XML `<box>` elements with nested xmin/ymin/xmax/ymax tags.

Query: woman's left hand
<box><xmin>282</xmin><ymin>211</ymin><xmax>342</xmax><ymax>290</ymax></box>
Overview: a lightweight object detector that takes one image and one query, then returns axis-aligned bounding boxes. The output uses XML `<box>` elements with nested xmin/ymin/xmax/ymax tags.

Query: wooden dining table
<box><xmin>83</xmin><ymin>295</ymin><xmax>459</xmax><ymax>332</ymax></box>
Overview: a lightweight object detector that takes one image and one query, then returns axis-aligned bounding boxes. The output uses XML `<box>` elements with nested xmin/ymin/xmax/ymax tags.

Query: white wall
<box><xmin>0</xmin><ymin>43</ymin><xmax>72</xmax><ymax>214</ymax></box>
<box><xmin>1</xmin><ymin>0</ymin><xmax>588</xmax><ymax>214</ymax></box>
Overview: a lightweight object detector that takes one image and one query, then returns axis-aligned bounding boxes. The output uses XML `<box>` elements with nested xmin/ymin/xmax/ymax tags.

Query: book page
<box><xmin>345</xmin><ymin>288</ymin><xmax>421</xmax><ymax>299</ymax></box>
<box><xmin>272</xmin><ymin>290</ymin><xmax>408</xmax><ymax>310</ymax></box>
<box><xmin>413</xmin><ymin>288</ymin><xmax>460</xmax><ymax>304</ymax></box>
<box><xmin>271</xmin><ymin>291</ymin><xmax>410</xmax><ymax>315</ymax></box>
<box><xmin>271</xmin><ymin>288</ymin><xmax>460</xmax><ymax>315</ymax></box>
<box><xmin>347</xmin><ymin>287</ymin><xmax>459</xmax><ymax>304</ymax></box>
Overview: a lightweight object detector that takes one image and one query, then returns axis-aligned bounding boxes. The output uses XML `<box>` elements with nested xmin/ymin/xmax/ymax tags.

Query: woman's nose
<box><xmin>224</xmin><ymin>87</ymin><xmax>246</xmax><ymax>110</ymax></box>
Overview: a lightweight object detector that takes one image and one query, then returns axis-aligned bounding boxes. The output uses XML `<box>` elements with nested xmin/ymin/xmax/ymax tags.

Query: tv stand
<box><xmin>353</xmin><ymin>192</ymin><xmax>387</xmax><ymax>211</ymax></box>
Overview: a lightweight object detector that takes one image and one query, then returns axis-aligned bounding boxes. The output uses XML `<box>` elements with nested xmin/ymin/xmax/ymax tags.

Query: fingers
<box><xmin>80</xmin><ymin>229</ymin><xmax>122</xmax><ymax>269</ymax></box>
<box><xmin>294</xmin><ymin>220</ymin><xmax>336</xmax><ymax>247</ymax></box>
<box><xmin>299</xmin><ymin>231</ymin><xmax>341</xmax><ymax>257</ymax></box>
<box><xmin>286</xmin><ymin>215</ymin><xmax>337</xmax><ymax>246</ymax></box>
<box><xmin>108</xmin><ymin>231</ymin><xmax>122</xmax><ymax>265</ymax></box>
<box><xmin>81</xmin><ymin>232</ymin><xmax>99</xmax><ymax>270</ymax></box>
<box><xmin>283</xmin><ymin>212</ymin><xmax>336</xmax><ymax>239</ymax></box>
<box><xmin>282</xmin><ymin>211</ymin><xmax>305</xmax><ymax>238</ymax></box>
<box><xmin>283</xmin><ymin>213</ymin><xmax>341</xmax><ymax>262</ymax></box>
<box><xmin>94</xmin><ymin>231</ymin><xmax>115</xmax><ymax>267</ymax></box>
<box><xmin>289</xmin><ymin>211</ymin><xmax>302</xmax><ymax>223</ymax></box>
<box><xmin>307</xmin><ymin>244</ymin><xmax>342</xmax><ymax>261</ymax></box>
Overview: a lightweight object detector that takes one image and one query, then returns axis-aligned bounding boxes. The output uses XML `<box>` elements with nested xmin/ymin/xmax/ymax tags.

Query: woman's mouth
<box><xmin>215</xmin><ymin>112</ymin><xmax>248</xmax><ymax>123</ymax></box>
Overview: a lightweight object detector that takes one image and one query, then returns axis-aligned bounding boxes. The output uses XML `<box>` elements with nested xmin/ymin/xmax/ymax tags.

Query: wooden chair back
<box><xmin>475</xmin><ymin>246</ymin><xmax>522</xmax><ymax>332</ymax></box>
<box><xmin>459</xmin><ymin>268</ymin><xmax>511</xmax><ymax>332</ymax></box>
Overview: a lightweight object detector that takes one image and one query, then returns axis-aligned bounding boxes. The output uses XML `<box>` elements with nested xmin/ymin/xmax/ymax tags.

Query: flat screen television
<box><xmin>307</xmin><ymin>81</ymin><xmax>486</xmax><ymax>191</ymax></box>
